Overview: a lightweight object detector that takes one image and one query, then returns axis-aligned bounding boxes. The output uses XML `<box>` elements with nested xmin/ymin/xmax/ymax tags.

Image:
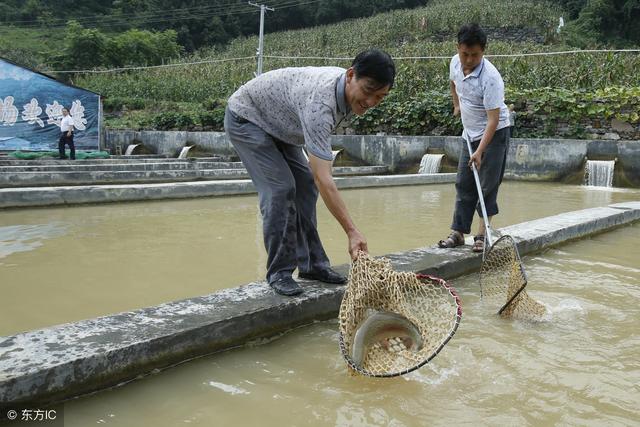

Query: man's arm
<box><xmin>66</xmin><ymin>118</ymin><xmax>73</xmax><ymax>137</ymax></box>
<box><xmin>307</xmin><ymin>153</ymin><xmax>367</xmax><ymax>260</ymax></box>
<box><xmin>450</xmin><ymin>81</ymin><xmax>460</xmax><ymax>116</ymax></box>
<box><xmin>468</xmin><ymin>108</ymin><xmax>499</xmax><ymax>170</ymax></box>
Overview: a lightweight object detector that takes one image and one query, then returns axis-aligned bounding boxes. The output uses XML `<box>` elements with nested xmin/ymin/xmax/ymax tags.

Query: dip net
<box><xmin>338</xmin><ymin>252</ymin><xmax>462</xmax><ymax>377</ymax></box>
<box><xmin>479</xmin><ymin>235</ymin><xmax>547</xmax><ymax>320</ymax></box>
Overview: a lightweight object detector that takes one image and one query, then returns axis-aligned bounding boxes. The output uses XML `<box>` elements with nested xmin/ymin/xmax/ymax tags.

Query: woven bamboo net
<box><xmin>338</xmin><ymin>252</ymin><xmax>462</xmax><ymax>377</ymax></box>
<box><xmin>480</xmin><ymin>235</ymin><xmax>547</xmax><ymax>320</ymax></box>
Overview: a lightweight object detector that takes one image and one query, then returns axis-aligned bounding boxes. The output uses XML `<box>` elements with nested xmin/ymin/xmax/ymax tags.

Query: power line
<box><xmin>51</xmin><ymin>56</ymin><xmax>256</xmax><ymax>74</ymax></box>
<box><xmin>10</xmin><ymin>1</ymin><xmax>252</xmax><ymax>26</ymax></box>
<box><xmin>9</xmin><ymin>0</ymin><xmax>324</xmax><ymax>28</ymax></box>
<box><xmin>13</xmin><ymin>6</ymin><xmax>257</xmax><ymax>29</ymax></box>
<box><xmin>264</xmin><ymin>49</ymin><xmax>640</xmax><ymax>61</ymax></box>
<box><xmin>48</xmin><ymin>48</ymin><xmax>640</xmax><ymax>74</ymax></box>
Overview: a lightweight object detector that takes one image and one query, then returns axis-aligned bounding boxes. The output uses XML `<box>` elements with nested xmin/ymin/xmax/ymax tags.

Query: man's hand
<box><xmin>67</xmin><ymin>131</ymin><xmax>72</xmax><ymax>137</ymax></box>
<box><xmin>347</xmin><ymin>228</ymin><xmax>368</xmax><ymax>260</ymax></box>
<box><xmin>453</xmin><ymin>105</ymin><xmax>460</xmax><ymax>117</ymax></box>
<box><xmin>468</xmin><ymin>149</ymin><xmax>483</xmax><ymax>170</ymax></box>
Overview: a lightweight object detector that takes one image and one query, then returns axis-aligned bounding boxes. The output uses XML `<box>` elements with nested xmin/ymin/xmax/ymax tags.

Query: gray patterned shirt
<box><xmin>449</xmin><ymin>54</ymin><xmax>510</xmax><ymax>142</ymax></box>
<box><xmin>227</xmin><ymin>66</ymin><xmax>349</xmax><ymax>161</ymax></box>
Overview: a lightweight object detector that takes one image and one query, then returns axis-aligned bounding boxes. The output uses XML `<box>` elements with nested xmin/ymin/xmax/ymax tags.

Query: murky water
<box><xmin>0</xmin><ymin>182</ymin><xmax>638</xmax><ymax>335</ymax></box>
<box><xmin>58</xmin><ymin>222</ymin><xmax>640</xmax><ymax>426</ymax></box>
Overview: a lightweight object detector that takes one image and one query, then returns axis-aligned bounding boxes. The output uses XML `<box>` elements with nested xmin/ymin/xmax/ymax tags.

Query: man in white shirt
<box><xmin>59</xmin><ymin>107</ymin><xmax>75</xmax><ymax>160</ymax></box>
<box><xmin>437</xmin><ymin>24</ymin><xmax>511</xmax><ymax>253</ymax></box>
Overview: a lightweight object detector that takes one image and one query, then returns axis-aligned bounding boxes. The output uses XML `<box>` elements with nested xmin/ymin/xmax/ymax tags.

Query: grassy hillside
<box><xmin>0</xmin><ymin>27</ymin><xmax>65</xmax><ymax>69</ymax></box>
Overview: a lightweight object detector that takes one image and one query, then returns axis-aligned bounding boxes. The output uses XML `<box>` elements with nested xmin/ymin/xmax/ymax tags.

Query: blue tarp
<box><xmin>0</xmin><ymin>58</ymin><xmax>100</xmax><ymax>151</ymax></box>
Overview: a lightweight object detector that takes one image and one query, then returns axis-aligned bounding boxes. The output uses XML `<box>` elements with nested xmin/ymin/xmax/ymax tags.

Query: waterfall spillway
<box><xmin>124</xmin><ymin>144</ymin><xmax>139</xmax><ymax>156</ymax></box>
<box><xmin>418</xmin><ymin>154</ymin><xmax>444</xmax><ymax>174</ymax></box>
<box><xmin>178</xmin><ymin>146</ymin><xmax>193</xmax><ymax>159</ymax></box>
<box><xmin>584</xmin><ymin>160</ymin><xmax>615</xmax><ymax>187</ymax></box>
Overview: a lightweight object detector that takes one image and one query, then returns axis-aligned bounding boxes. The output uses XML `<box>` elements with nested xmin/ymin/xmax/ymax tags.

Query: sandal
<box><xmin>438</xmin><ymin>231</ymin><xmax>464</xmax><ymax>248</ymax></box>
<box><xmin>472</xmin><ymin>235</ymin><xmax>485</xmax><ymax>253</ymax></box>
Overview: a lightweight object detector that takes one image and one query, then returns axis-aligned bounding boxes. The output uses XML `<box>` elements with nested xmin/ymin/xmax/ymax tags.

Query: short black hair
<box><xmin>351</xmin><ymin>49</ymin><xmax>396</xmax><ymax>90</ymax></box>
<box><xmin>457</xmin><ymin>23</ymin><xmax>487</xmax><ymax>50</ymax></box>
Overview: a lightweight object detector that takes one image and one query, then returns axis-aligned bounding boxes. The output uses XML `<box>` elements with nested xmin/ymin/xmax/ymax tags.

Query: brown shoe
<box><xmin>472</xmin><ymin>235</ymin><xmax>485</xmax><ymax>253</ymax></box>
<box><xmin>438</xmin><ymin>230</ymin><xmax>464</xmax><ymax>248</ymax></box>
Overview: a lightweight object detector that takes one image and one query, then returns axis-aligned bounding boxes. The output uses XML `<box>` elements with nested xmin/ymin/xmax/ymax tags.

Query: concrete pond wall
<box><xmin>104</xmin><ymin>130</ymin><xmax>640</xmax><ymax>187</ymax></box>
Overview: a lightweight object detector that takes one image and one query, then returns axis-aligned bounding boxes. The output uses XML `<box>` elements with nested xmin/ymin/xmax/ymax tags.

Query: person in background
<box><xmin>508</xmin><ymin>104</ymin><xmax>516</xmax><ymax>137</ymax></box>
<box><xmin>437</xmin><ymin>24</ymin><xmax>511</xmax><ymax>253</ymax></box>
<box><xmin>59</xmin><ymin>107</ymin><xmax>75</xmax><ymax>160</ymax></box>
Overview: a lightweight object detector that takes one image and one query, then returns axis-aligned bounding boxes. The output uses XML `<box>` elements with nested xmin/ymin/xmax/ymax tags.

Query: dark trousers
<box><xmin>451</xmin><ymin>127</ymin><xmax>510</xmax><ymax>235</ymax></box>
<box><xmin>58</xmin><ymin>132</ymin><xmax>75</xmax><ymax>159</ymax></box>
<box><xmin>224</xmin><ymin>107</ymin><xmax>331</xmax><ymax>284</ymax></box>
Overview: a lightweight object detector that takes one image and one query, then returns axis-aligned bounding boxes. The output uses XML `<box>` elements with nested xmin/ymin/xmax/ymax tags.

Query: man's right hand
<box><xmin>347</xmin><ymin>228</ymin><xmax>368</xmax><ymax>260</ymax></box>
<box><xmin>453</xmin><ymin>106</ymin><xmax>460</xmax><ymax>117</ymax></box>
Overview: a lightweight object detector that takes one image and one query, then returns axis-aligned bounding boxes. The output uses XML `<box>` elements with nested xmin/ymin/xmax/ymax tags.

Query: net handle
<box><xmin>464</xmin><ymin>138</ymin><xmax>494</xmax><ymax>248</ymax></box>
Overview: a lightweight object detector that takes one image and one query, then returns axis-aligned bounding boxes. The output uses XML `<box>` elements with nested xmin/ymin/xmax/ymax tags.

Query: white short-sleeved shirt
<box><xmin>227</xmin><ymin>67</ymin><xmax>350</xmax><ymax>161</ymax></box>
<box><xmin>449</xmin><ymin>54</ymin><xmax>510</xmax><ymax>142</ymax></box>
<box><xmin>60</xmin><ymin>115</ymin><xmax>74</xmax><ymax>132</ymax></box>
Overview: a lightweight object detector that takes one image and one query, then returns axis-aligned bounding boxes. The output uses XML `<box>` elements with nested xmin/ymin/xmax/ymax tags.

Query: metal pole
<box><xmin>248</xmin><ymin>2</ymin><xmax>274</xmax><ymax>76</ymax></box>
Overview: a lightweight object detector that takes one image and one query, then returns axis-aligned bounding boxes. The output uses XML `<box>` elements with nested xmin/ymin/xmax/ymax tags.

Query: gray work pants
<box><xmin>224</xmin><ymin>107</ymin><xmax>331</xmax><ymax>284</ymax></box>
<box><xmin>451</xmin><ymin>127</ymin><xmax>510</xmax><ymax>234</ymax></box>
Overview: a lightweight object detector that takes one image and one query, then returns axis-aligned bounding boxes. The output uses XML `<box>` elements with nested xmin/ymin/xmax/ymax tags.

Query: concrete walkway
<box><xmin>0</xmin><ymin>165</ymin><xmax>390</xmax><ymax>187</ymax></box>
<box><xmin>0</xmin><ymin>173</ymin><xmax>456</xmax><ymax>209</ymax></box>
<box><xmin>1</xmin><ymin>201</ymin><xmax>638</xmax><ymax>406</ymax></box>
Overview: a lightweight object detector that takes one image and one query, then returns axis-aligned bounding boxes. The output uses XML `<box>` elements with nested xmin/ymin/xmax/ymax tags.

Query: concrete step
<box><xmin>0</xmin><ymin>161</ymin><xmax>245</xmax><ymax>172</ymax></box>
<box><xmin>0</xmin><ymin>156</ymin><xmax>227</xmax><ymax>166</ymax></box>
<box><xmin>0</xmin><ymin>166</ymin><xmax>390</xmax><ymax>187</ymax></box>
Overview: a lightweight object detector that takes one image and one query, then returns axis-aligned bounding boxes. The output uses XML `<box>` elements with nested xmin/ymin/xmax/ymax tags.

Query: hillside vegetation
<box><xmin>4</xmin><ymin>0</ymin><xmax>638</xmax><ymax>138</ymax></box>
<box><xmin>62</xmin><ymin>0</ymin><xmax>639</xmax><ymax>138</ymax></box>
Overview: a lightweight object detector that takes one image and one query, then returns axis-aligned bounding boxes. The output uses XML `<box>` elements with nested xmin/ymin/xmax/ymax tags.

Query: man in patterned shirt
<box><xmin>437</xmin><ymin>24</ymin><xmax>511</xmax><ymax>253</ymax></box>
<box><xmin>225</xmin><ymin>49</ymin><xmax>395</xmax><ymax>296</ymax></box>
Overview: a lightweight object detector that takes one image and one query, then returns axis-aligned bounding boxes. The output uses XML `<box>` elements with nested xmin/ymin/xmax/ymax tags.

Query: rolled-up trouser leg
<box><xmin>451</xmin><ymin>127</ymin><xmax>510</xmax><ymax>234</ymax></box>
<box><xmin>224</xmin><ymin>107</ymin><xmax>298</xmax><ymax>283</ymax></box>
<box><xmin>280</xmin><ymin>144</ymin><xmax>331</xmax><ymax>274</ymax></box>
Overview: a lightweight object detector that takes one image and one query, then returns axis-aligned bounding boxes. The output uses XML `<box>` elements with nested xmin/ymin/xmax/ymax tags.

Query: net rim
<box><xmin>338</xmin><ymin>273</ymin><xmax>462</xmax><ymax>378</ymax></box>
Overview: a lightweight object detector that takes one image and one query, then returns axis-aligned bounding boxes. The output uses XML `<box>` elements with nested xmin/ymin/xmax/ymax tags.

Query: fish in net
<box><xmin>338</xmin><ymin>252</ymin><xmax>462</xmax><ymax>377</ymax></box>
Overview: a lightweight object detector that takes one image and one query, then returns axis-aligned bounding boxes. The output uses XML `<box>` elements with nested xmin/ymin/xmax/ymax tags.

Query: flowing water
<box><xmin>57</xmin><ymin>222</ymin><xmax>640</xmax><ymax>426</ymax></box>
<box><xmin>418</xmin><ymin>154</ymin><xmax>444</xmax><ymax>174</ymax></box>
<box><xmin>1</xmin><ymin>182</ymin><xmax>638</xmax><ymax>338</ymax></box>
<box><xmin>584</xmin><ymin>160</ymin><xmax>615</xmax><ymax>188</ymax></box>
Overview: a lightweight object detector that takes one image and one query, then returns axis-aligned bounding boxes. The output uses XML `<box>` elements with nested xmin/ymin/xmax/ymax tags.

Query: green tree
<box><xmin>63</xmin><ymin>20</ymin><xmax>108</xmax><ymax>69</ymax></box>
<box><xmin>561</xmin><ymin>0</ymin><xmax>640</xmax><ymax>46</ymax></box>
<box><xmin>106</xmin><ymin>28</ymin><xmax>183</xmax><ymax>67</ymax></box>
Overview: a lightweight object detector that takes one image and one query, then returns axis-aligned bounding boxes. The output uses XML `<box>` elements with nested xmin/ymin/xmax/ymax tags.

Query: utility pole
<box><xmin>248</xmin><ymin>2</ymin><xmax>274</xmax><ymax>76</ymax></box>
